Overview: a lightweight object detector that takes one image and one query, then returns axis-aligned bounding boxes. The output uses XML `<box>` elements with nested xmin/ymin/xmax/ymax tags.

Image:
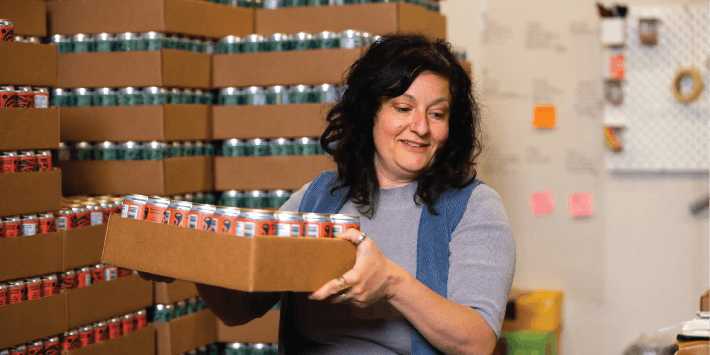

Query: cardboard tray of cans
<box><xmin>57</xmin><ymin>49</ymin><xmax>210</xmax><ymax>89</ymax></box>
<box><xmin>48</xmin><ymin>0</ymin><xmax>253</xmax><ymax>39</ymax></box>
<box><xmin>212</xmin><ymin>103</ymin><xmax>329</xmax><ymax>140</ymax></box>
<box><xmin>58</xmin><ymin>157</ymin><xmax>213</xmax><ymax>196</ymax></box>
<box><xmin>0</xmin><ymin>293</ymin><xmax>68</xmax><ymax>349</ymax></box>
<box><xmin>216</xmin><ymin>311</ymin><xmax>279</xmax><ymax>344</ymax></box>
<box><xmin>214</xmin><ymin>155</ymin><xmax>335</xmax><ymax>191</ymax></box>
<box><xmin>60</xmin><ymin>105</ymin><xmax>211</xmax><ymax>143</ymax></box>
<box><xmin>0</xmin><ymin>0</ymin><xmax>48</xmax><ymax>37</ymax></box>
<box><xmin>68</xmin><ymin>323</ymin><xmax>155</xmax><ymax>355</ymax></box>
<box><xmin>0</xmin><ymin>41</ymin><xmax>58</xmax><ymax>87</ymax></box>
<box><xmin>255</xmin><ymin>2</ymin><xmax>446</xmax><ymax>38</ymax></box>
<box><xmin>0</xmin><ymin>231</ymin><xmax>64</xmax><ymax>283</ymax></box>
<box><xmin>0</xmin><ymin>108</ymin><xmax>60</xmax><ymax>151</ymax></box>
<box><xmin>101</xmin><ymin>215</ymin><xmax>356</xmax><ymax>292</ymax></box>
<box><xmin>0</xmin><ymin>168</ymin><xmax>62</xmax><ymax>217</ymax></box>
<box><xmin>154</xmin><ymin>310</ymin><xmax>217</xmax><ymax>355</ymax></box>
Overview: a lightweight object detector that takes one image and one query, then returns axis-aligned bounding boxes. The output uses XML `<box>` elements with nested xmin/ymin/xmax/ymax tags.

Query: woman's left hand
<box><xmin>309</xmin><ymin>228</ymin><xmax>403</xmax><ymax>307</ymax></box>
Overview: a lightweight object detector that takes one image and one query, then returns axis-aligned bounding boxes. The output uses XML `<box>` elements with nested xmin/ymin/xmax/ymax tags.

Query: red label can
<box><xmin>15</xmin><ymin>87</ymin><xmax>34</xmax><ymax>108</ymax></box>
<box><xmin>17</xmin><ymin>151</ymin><xmax>36</xmax><ymax>172</ymax></box>
<box><xmin>143</xmin><ymin>199</ymin><xmax>169</xmax><ymax>223</ymax></box>
<box><xmin>25</xmin><ymin>341</ymin><xmax>42</xmax><ymax>355</ymax></box>
<box><xmin>57</xmin><ymin>209</ymin><xmax>74</xmax><ymax>230</ymax></box>
<box><xmin>168</xmin><ymin>201</ymin><xmax>191</xmax><ymax>228</ymax></box>
<box><xmin>9</xmin><ymin>345</ymin><xmax>26</xmax><ymax>355</ymax></box>
<box><xmin>0</xmin><ymin>151</ymin><xmax>18</xmax><ymax>173</ymax></box>
<box><xmin>38</xmin><ymin>213</ymin><xmax>56</xmax><ymax>234</ymax></box>
<box><xmin>60</xmin><ymin>330</ymin><xmax>80</xmax><ymax>351</ymax></box>
<box><xmin>42</xmin><ymin>337</ymin><xmax>60</xmax><ymax>355</ymax></box>
<box><xmin>78</xmin><ymin>326</ymin><xmax>93</xmax><ymax>348</ymax></box>
<box><xmin>76</xmin><ymin>267</ymin><xmax>92</xmax><ymax>288</ymax></box>
<box><xmin>107</xmin><ymin>318</ymin><xmax>121</xmax><ymax>339</ymax></box>
<box><xmin>0</xmin><ymin>283</ymin><xmax>7</xmax><ymax>306</ymax></box>
<box><xmin>104</xmin><ymin>264</ymin><xmax>118</xmax><ymax>281</ymax></box>
<box><xmin>8</xmin><ymin>280</ymin><xmax>25</xmax><ymax>304</ymax></box>
<box><xmin>41</xmin><ymin>274</ymin><xmax>58</xmax><ymax>297</ymax></box>
<box><xmin>121</xmin><ymin>195</ymin><xmax>148</xmax><ymax>219</ymax></box>
<box><xmin>90</xmin><ymin>264</ymin><xmax>105</xmax><ymax>284</ymax></box>
<box><xmin>188</xmin><ymin>204</ymin><xmax>217</xmax><ymax>232</ymax></box>
<box><xmin>121</xmin><ymin>313</ymin><xmax>134</xmax><ymax>334</ymax></box>
<box><xmin>118</xmin><ymin>268</ymin><xmax>133</xmax><ymax>277</ymax></box>
<box><xmin>93</xmin><ymin>321</ymin><xmax>108</xmax><ymax>343</ymax></box>
<box><xmin>0</xmin><ymin>21</ymin><xmax>14</xmax><ymax>42</ymax></box>
<box><xmin>25</xmin><ymin>278</ymin><xmax>41</xmax><ymax>301</ymax></box>
<box><xmin>0</xmin><ymin>86</ymin><xmax>15</xmax><ymax>107</ymax></box>
<box><xmin>59</xmin><ymin>270</ymin><xmax>77</xmax><ymax>290</ymax></box>
<box><xmin>3</xmin><ymin>216</ymin><xmax>20</xmax><ymax>238</ymax></box>
<box><xmin>72</xmin><ymin>205</ymin><xmax>90</xmax><ymax>228</ymax></box>
<box><xmin>216</xmin><ymin>207</ymin><xmax>240</xmax><ymax>235</ymax></box>
<box><xmin>35</xmin><ymin>150</ymin><xmax>52</xmax><ymax>171</ymax></box>
<box><xmin>134</xmin><ymin>310</ymin><xmax>147</xmax><ymax>329</ymax></box>
<box><xmin>0</xmin><ymin>220</ymin><xmax>4</xmax><ymax>238</ymax></box>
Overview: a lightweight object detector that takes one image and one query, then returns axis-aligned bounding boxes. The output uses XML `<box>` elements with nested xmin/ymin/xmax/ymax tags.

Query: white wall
<box><xmin>440</xmin><ymin>1</ymin><xmax>709</xmax><ymax>354</ymax></box>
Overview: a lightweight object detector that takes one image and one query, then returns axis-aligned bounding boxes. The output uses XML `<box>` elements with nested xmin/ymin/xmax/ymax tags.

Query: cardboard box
<box><xmin>0</xmin><ymin>293</ymin><xmax>67</xmax><ymax>349</ymax></box>
<box><xmin>0</xmin><ymin>168</ymin><xmax>62</xmax><ymax>217</ymax></box>
<box><xmin>217</xmin><ymin>311</ymin><xmax>279</xmax><ymax>344</ymax></box>
<box><xmin>212</xmin><ymin>103</ymin><xmax>329</xmax><ymax>140</ymax></box>
<box><xmin>64</xmin><ymin>224</ymin><xmax>109</xmax><ymax>271</ymax></box>
<box><xmin>155</xmin><ymin>280</ymin><xmax>200</xmax><ymax>305</ymax></box>
<box><xmin>48</xmin><ymin>0</ymin><xmax>253</xmax><ymax>38</ymax></box>
<box><xmin>0</xmin><ymin>41</ymin><xmax>58</xmax><ymax>87</ymax></box>
<box><xmin>58</xmin><ymin>157</ymin><xmax>213</xmax><ymax>196</ymax></box>
<box><xmin>60</xmin><ymin>105</ymin><xmax>211</xmax><ymax>143</ymax></box>
<box><xmin>214</xmin><ymin>155</ymin><xmax>335</xmax><ymax>191</ymax></box>
<box><xmin>66</xmin><ymin>274</ymin><xmax>153</xmax><ymax>329</ymax></box>
<box><xmin>0</xmin><ymin>231</ymin><xmax>64</xmax><ymax>283</ymax></box>
<box><xmin>155</xmin><ymin>310</ymin><xmax>217</xmax><ymax>355</ymax></box>
<box><xmin>213</xmin><ymin>48</ymin><xmax>362</xmax><ymax>88</ymax></box>
<box><xmin>70</xmin><ymin>324</ymin><xmax>155</xmax><ymax>355</ymax></box>
<box><xmin>102</xmin><ymin>216</ymin><xmax>356</xmax><ymax>292</ymax></box>
<box><xmin>0</xmin><ymin>108</ymin><xmax>60</xmax><ymax>151</ymax></box>
<box><xmin>255</xmin><ymin>2</ymin><xmax>446</xmax><ymax>39</ymax></box>
<box><xmin>702</xmin><ymin>289</ymin><xmax>709</xmax><ymax>312</ymax></box>
<box><xmin>57</xmin><ymin>50</ymin><xmax>210</xmax><ymax>89</ymax></box>
<box><xmin>0</xmin><ymin>0</ymin><xmax>47</xmax><ymax>37</ymax></box>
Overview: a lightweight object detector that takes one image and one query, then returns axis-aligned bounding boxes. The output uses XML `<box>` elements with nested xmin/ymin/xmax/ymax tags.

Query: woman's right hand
<box><xmin>137</xmin><ymin>271</ymin><xmax>176</xmax><ymax>283</ymax></box>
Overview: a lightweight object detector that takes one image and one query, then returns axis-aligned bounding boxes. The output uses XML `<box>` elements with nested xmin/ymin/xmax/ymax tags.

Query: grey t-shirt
<box><xmin>279</xmin><ymin>180</ymin><xmax>516</xmax><ymax>355</ymax></box>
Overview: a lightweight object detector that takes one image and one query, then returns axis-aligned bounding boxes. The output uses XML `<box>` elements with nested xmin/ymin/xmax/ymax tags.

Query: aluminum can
<box><xmin>204</xmin><ymin>141</ymin><xmax>216</xmax><ymax>156</ymax></box>
<box><xmin>49</xmin><ymin>34</ymin><xmax>72</xmax><ymax>53</ymax></box>
<box><xmin>57</xmin><ymin>142</ymin><xmax>71</xmax><ymax>162</ymax></box>
<box><xmin>193</xmin><ymin>88</ymin><xmax>204</xmax><ymax>104</ymax></box>
<box><xmin>361</xmin><ymin>31</ymin><xmax>373</xmax><ymax>46</ymax></box>
<box><xmin>218</xmin><ymin>87</ymin><xmax>240</xmax><ymax>106</ymax></box>
<box><xmin>119</xmin><ymin>87</ymin><xmax>143</xmax><ymax>105</ymax></box>
<box><xmin>167</xmin><ymin>88</ymin><xmax>182</xmax><ymax>104</ymax></box>
<box><xmin>269</xmin><ymin>138</ymin><xmax>295</xmax><ymax>156</ymax></box>
<box><xmin>183</xmin><ymin>192</ymin><xmax>195</xmax><ymax>203</ymax></box>
<box><xmin>32</xmin><ymin>87</ymin><xmax>49</xmax><ymax>108</ymax></box>
<box><xmin>0</xmin><ymin>283</ymin><xmax>6</xmax><ymax>306</ymax></box>
<box><xmin>59</xmin><ymin>270</ymin><xmax>77</xmax><ymax>290</ymax></box>
<box><xmin>77</xmin><ymin>267</ymin><xmax>92</xmax><ymax>288</ymax></box>
<box><xmin>50</xmin><ymin>88</ymin><xmax>70</xmax><ymax>107</ymax></box>
<box><xmin>164</xmin><ymin>34</ymin><xmax>179</xmax><ymax>49</ymax></box>
<box><xmin>16</xmin><ymin>86</ymin><xmax>34</xmax><ymax>108</ymax></box>
<box><xmin>3</xmin><ymin>216</ymin><xmax>20</xmax><ymax>238</ymax></box>
<box><xmin>0</xmin><ymin>219</ymin><xmax>3</xmax><ymax>239</ymax></box>
<box><xmin>180</xmin><ymin>88</ymin><xmax>194</xmax><ymax>104</ymax></box>
<box><xmin>315</xmin><ymin>31</ymin><xmax>339</xmax><ymax>49</ymax></box>
<box><xmin>9</xmin><ymin>345</ymin><xmax>26</xmax><ymax>355</ymax></box>
<box><xmin>268</xmin><ymin>189</ymin><xmax>292</xmax><ymax>208</ymax></box>
<box><xmin>78</xmin><ymin>325</ymin><xmax>93</xmax><ymax>348</ymax></box>
<box><xmin>0</xmin><ymin>19</ymin><xmax>14</xmax><ymax>41</ymax></box>
<box><xmin>182</xmin><ymin>141</ymin><xmax>195</xmax><ymax>156</ymax></box>
<box><xmin>143</xmin><ymin>86</ymin><xmax>167</xmax><ymax>105</ymax></box>
<box><xmin>93</xmin><ymin>87</ymin><xmax>118</xmax><ymax>106</ymax></box>
<box><xmin>218</xmin><ymin>190</ymin><xmax>242</xmax><ymax>207</ymax></box>
<box><xmin>201</xmin><ymin>89</ymin><xmax>215</xmax><ymax>105</ymax></box>
<box><xmin>122</xmin><ymin>194</ymin><xmax>149</xmax><ymax>219</ymax></box>
<box><xmin>73</xmin><ymin>142</ymin><xmax>93</xmax><ymax>160</ymax></box>
<box><xmin>1</xmin><ymin>151</ymin><xmax>18</xmax><ymax>173</ymax></box>
<box><xmin>244</xmin><ymin>86</ymin><xmax>266</xmax><ymax>106</ymax></box>
<box><xmin>190</xmin><ymin>38</ymin><xmax>202</xmax><ymax>52</ymax></box>
<box><xmin>167</xmin><ymin>141</ymin><xmax>182</xmax><ymax>158</ymax></box>
<box><xmin>94</xmin><ymin>141</ymin><xmax>118</xmax><ymax>160</ymax></box>
<box><xmin>175</xmin><ymin>300</ymin><xmax>187</xmax><ymax>317</ymax></box>
<box><xmin>57</xmin><ymin>208</ymin><xmax>75</xmax><ymax>231</ymax></box>
<box><xmin>72</xmin><ymin>88</ymin><xmax>93</xmax><ymax>107</ymax></box>
<box><xmin>21</xmin><ymin>214</ymin><xmax>38</xmax><ymax>236</ymax></box>
<box><xmin>153</xmin><ymin>304</ymin><xmax>172</xmax><ymax>322</ymax></box>
<box><xmin>143</xmin><ymin>140</ymin><xmax>166</xmax><ymax>160</ymax></box>
<box><xmin>25</xmin><ymin>277</ymin><xmax>41</xmax><ymax>300</ymax></box>
<box><xmin>178</xmin><ymin>36</ymin><xmax>191</xmax><ymax>51</ymax></box>
<box><xmin>144</xmin><ymin>196</ymin><xmax>170</xmax><ymax>223</ymax></box>
<box><xmin>90</xmin><ymin>263</ymin><xmax>105</xmax><ymax>283</ymax></box>
<box><xmin>251</xmin><ymin>343</ymin><xmax>271</xmax><ymax>355</ymax></box>
<box><xmin>289</xmin><ymin>32</ymin><xmax>313</xmax><ymax>51</ymax></box>
<box><xmin>0</xmin><ymin>85</ymin><xmax>15</xmax><ymax>107</ymax></box>
<box><xmin>226</xmin><ymin>343</ymin><xmax>250</xmax><ymax>355</ymax></box>
<box><xmin>288</xmin><ymin>84</ymin><xmax>313</xmax><ymax>104</ymax></box>
<box><xmin>86</xmin><ymin>204</ymin><xmax>103</xmax><ymax>225</ymax></box>
<box><xmin>42</xmin><ymin>336</ymin><xmax>60</xmax><ymax>355</ymax></box>
<box><xmin>216</xmin><ymin>207</ymin><xmax>240</xmax><ymax>235</ymax></box>
<box><xmin>118</xmin><ymin>141</ymin><xmax>142</xmax><ymax>160</ymax></box>
<box><xmin>339</xmin><ymin>29</ymin><xmax>362</xmax><ymax>48</ymax></box>
<box><xmin>264</xmin><ymin>0</ymin><xmax>281</xmax><ymax>8</ymax></box>
<box><xmin>36</xmin><ymin>150</ymin><xmax>52</xmax><ymax>171</ymax></box>
<box><xmin>263</xmin><ymin>33</ymin><xmax>288</xmax><ymax>52</ymax></box>
<box><xmin>134</xmin><ymin>309</ymin><xmax>148</xmax><ymax>329</ymax></box>
<box><xmin>8</xmin><ymin>280</ymin><xmax>25</xmax><ymax>304</ymax></box>
<box><xmin>72</xmin><ymin>33</ymin><xmax>93</xmax><ymax>53</ymax></box>
<box><xmin>265</xmin><ymin>85</ymin><xmax>289</xmax><ymax>105</ymax></box>
<box><xmin>187</xmin><ymin>297</ymin><xmax>198</xmax><ymax>314</ymax></box>
<box><xmin>239</xmin><ymin>209</ymin><xmax>275</xmax><ymax>237</ymax></box>
<box><xmin>141</xmin><ymin>31</ymin><xmax>165</xmax><ymax>50</ymax></box>
<box><xmin>313</xmin><ymin>83</ymin><xmax>338</xmax><ymax>103</ymax></box>
<box><xmin>107</xmin><ymin>317</ymin><xmax>121</xmax><ymax>339</ymax></box>
<box><xmin>221</xmin><ymin>139</ymin><xmax>246</xmax><ymax>157</ymax></box>
<box><xmin>245</xmin><ymin>138</ymin><xmax>270</xmax><ymax>157</ymax></box>
<box><xmin>241</xmin><ymin>34</ymin><xmax>262</xmax><ymax>53</ymax></box>
<box><xmin>196</xmin><ymin>297</ymin><xmax>207</xmax><ymax>311</ymax></box>
<box><xmin>188</xmin><ymin>203</ymin><xmax>217</xmax><ymax>231</ymax></box>
<box><xmin>38</xmin><ymin>212</ymin><xmax>56</xmax><ymax>234</ymax></box>
<box><xmin>92</xmin><ymin>321</ymin><xmax>108</xmax><ymax>343</ymax></box>
<box><xmin>243</xmin><ymin>190</ymin><xmax>270</xmax><ymax>209</ymax></box>
<box><xmin>18</xmin><ymin>150</ymin><xmax>36</xmax><ymax>172</ymax></box>
<box><xmin>121</xmin><ymin>313</ymin><xmax>135</xmax><ymax>334</ymax></box>
<box><xmin>99</xmin><ymin>201</ymin><xmax>114</xmax><ymax>223</ymax></box>
<box><xmin>93</xmin><ymin>33</ymin><xmax>115</xmax><ymax>52</ymax></box>
<box><xmin>26</xmin><ymin>341</ymin><xmax>43</xmax><ymax>355</ymax></box>
<box><xmin>71</xmin><ymin>204</ymin><xmax>90</xmax><ymax>228</ymax></box>
<box><xmin>61</xmin><ymin>329</ymin><xmax>80</xmax><ymax>351</ymax></box>
<box><xmin>116</xmin><ymin>32</ymin><xmax>140</xmax><ymax>51</ymax></box>
<box><xmin>104</xmin><ymin>264</ymin><xmax>118</xmax><ymax>281</ymax></box>
<box><xmin>274</xmin><ymin>211</ymin><xmax>303</xmax><ymax>236</ymax></box>
<box><xmin>202</xmin><ymin>38</ymin><xmax>215</xmax><ymax>55</ymax></box>
<box><xmin>294</xmin><ymin>137</ymin><xmax>320</xmax><ymax>155</ymax></box>
<box><xmin>303</xmin><ymin>212</ymin><xmax>334</xmax><ymax>238</ymax></box>
<box><xmin>194</xmin><ymin>191</ymin><xmax>205</xmax><ymax>204</ymax></box>
<box><xmin>167</xmin><ymin>200</ymin><xmax>192</xmax><ymax>227</ymax></box>
<box><xmin>41</xmin><ymin>274</ymin><xmax>58</xmax><ymax>297</ymax></box>
<box><xmin>218</xmin><ymin>35</ymin><xmax>241</xmax><ymax>54</ymax></box>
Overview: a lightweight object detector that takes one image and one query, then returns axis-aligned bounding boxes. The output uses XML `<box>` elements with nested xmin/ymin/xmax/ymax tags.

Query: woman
<box><xmin>157</xmin><ymin>34</ymin><xmax>515</xmax><ymax>355</ymax></box>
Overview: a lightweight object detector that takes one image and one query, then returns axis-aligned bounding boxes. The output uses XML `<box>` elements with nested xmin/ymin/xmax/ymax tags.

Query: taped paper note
<box><xmin>569</xmin><ymin>192</ymin><xmax>594</xmax><ymax>218</ymax></box>
<box><xmin>530</xmin><ymin>190</ymin><xmax>555</xmax><ymax>216</ymax></box>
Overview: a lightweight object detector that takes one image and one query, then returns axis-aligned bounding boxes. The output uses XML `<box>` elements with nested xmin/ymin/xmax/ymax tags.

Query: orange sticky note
<box><xmin>533</xmin><ymin>105</ymin><xmax>556</xmax><ymax>129</ymax></box>
<box><xmin>569</xmin><ymin>192</ymin><xmax>594</xmax><ymax>218</ymax></box>
<box><xmin>530</xmin><ymin>190</ymin><xmax>555</xmax><ymax>216</ymax></box>
<box><xmin>609</xmin><ymin>54</ymin><xmax>625</xmax><ymax>79</ymax></box>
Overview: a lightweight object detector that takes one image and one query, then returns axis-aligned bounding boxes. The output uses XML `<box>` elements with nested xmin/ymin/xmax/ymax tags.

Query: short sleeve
<box><xmin>279</xmin><ymin>182</ymin><xmax>311</xmax><ymax>212</ymax></box>
<box><xmin>447</xmin><ymin>184</ymin><xmax>516</xmax><ymax>338</ymax></box>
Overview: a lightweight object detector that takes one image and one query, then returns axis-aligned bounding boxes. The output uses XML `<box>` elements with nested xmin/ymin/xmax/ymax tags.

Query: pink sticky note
<box><xmin>569</xmin><ymin>192</ymin><xmax>594</xmax><ymax>218</ymax></box>
<box><xmin>530</xmin><ymin>190</ymin><xmax>555</xmax><ymax>216</ymax></box>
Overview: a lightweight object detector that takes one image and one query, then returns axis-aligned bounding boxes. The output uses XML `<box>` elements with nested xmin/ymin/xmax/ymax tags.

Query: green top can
<box><xmin>265</xmin><ymin>85</ymin><xmax>289</xmax><ymax>105</ymax></box>
<box><xmin>218</xmin><ymin>36</ymin><xmax>241</xmax><ymax>54</ymax></box>
<box><xmin>141</xmin><ymin>32</ymin><xmax>165</xmax><ymax>51</ymax></box>
<box><xmin>93</xmin><ymin>33</ymin><xmax>115</xmax><ymax>52</ymax></box>
<box><xmin>202</xmin><ymin>39</ymin><xmax>215</xmax><ymax>54</ymax></box>
<box><xmin>181</xmin><ymin>88</ymin><xmax>194</xmax><ymax>104</ymax></box>
<box><xmin>93</xmin><ymin>87</ymin><xmax>118</xmax><ymax>106</ymax></box>
<box><xmin>142</xmin><ymin>141</ymin><xmax>166</xmax><ymax>160</ymax></box>
<box><xmin>338</xmin><ymin>29</ymin><xmax>362</xmax><ymax>49</ymax></box>
<box><xmin>314</xmin><ymin>31</ymin><xmax>339</xmax><ymax>49</ymax></box>
<box><xmin>263</xmin><ymin>33</ymin><xmax>288</xmax><ymax>52</ymax></box>
<box><xmin>242</xmin><ymin>34</ymin><xmax>263</xmax><ymax>53</ymax></box>
<box><xmin>289</xmin><ymin>32</ymin><xmax>313</xmax><ymax>51</ymax></box>
<box><xmin>143</xmin><ymin>87</ymin><xmax>167</xmax><ymax>105</ymax></box>
<box><xmin>72</xmin><ymin>88</ymin><xmax>93</xmax><ymax>107</ymax></box>
<box><xmin>71</xmin><ymin>33</ymin><xmax>94</xmax><ymax>53</ymax></box>
<box><xmin>164</xmin><ymin>34</ymin><xmax>180</xmax><ymax>49</ymax></box>
<box><xmin>116</xmin><ymin>32</ymin><xmax>141</xmax><ymax>51</ymax></box>
<box><xmin>245</xmin><ymin>138</ymin><xmax>270</xmax><ymax>157</ymax></box>
<box><xmin>270</xmin><ymin>138</ymin><xmax>295</xmax><ymax>156</ymax></box>
<box><xmin>222</xmin><ymin>139</ymin><xmax>246</xmax><ymax>157</ymax></box>
<box><xmin>167</xmin><ymin>88</ymin><xmax>182</xmax><ymax>104</ymax></box>
<box><xmin>218</xmin><ymin>87</ymin><xmax>241</xmax><ymax>106</ymax></box>
<box><xmin>289</xmin><ymin>84</ymin><xmax>315</xmax><ymax>104</ymax></box>
<box><xmin>50</xmin><ymin>34</ymin><xmax>73</xmax><ymax>53</ymax></box>
<box><xmin>119</xmin><ymin>87</ymin><xmax>143</xmax><ymax>106</ymax></box>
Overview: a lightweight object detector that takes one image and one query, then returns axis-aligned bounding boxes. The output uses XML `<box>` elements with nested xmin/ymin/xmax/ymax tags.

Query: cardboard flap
<box><xmin>164</xmin><ymin>0</ymin><xmax>254</xmax><ymax>38</ymax></box>
<box><xmin>0</xmin><ymin>108</ymin><xmax>60</xmax><ymax>151</ymax></box>
<box><xmin>397</xmin><ymin>2</ymin><xmax>447</xmax><ymax>39</ymax></box>
<box><xmin>69</xmin><ymin>324</ymin><xmax>155</xmax><ymax>355</ymax></box>
<box><xmin>0</xmin><ymin>231</ymin><xmax>64</xmax><ymax>283</ymax></box>
<box><xmin>58</xmin><ymin>160</ymin><xmax>165</xmax><ymax>196</ymax></box>
<box><xmin>155</xmin><ymin>310</ymin><xmax>217</xmax><ymax>355</ymax></box>
<box><xmin>212</xmin><ymin>103</ymin><xmax>330</xmax><ymax>140</ymax></box>
<box><xmin>163</xmin><ymin>105</ymin><xmax>211</xmax><ymax>141</ymax></box>
<box><xmin>64</xmin><ymin>223</ymin><xmax>109</xmax><ymax>271</ymax></box>
<box><xmin>214</xmin><ymin>155</ymin><xmax>335</xmax><ymax>191</ymax></box>
<box><xmin>154</xmin><ymin>280</ymin><xmax>199</xmax><ymax>305</ymax></box>
<box><xmin>0</xmin><ymin>168</ymin><xmax>62</xmax><ymax>216</ymax></box>
<box><xmin>216</xmin><ymin>311</ymin><xmax>279</xmax><ymax>344</ymax></box>
<box><xmin>163</xmin><ymin>156</ymin><xmax>213</xmax><ymax>195</ymax></box>
<box><xmin>0</xmin><ymin>0</ymin><xmax>47</xmax><ymax>37</ymax></box>
<box><xmin>67</xmin><ymin>274</ymin><xmax>153</xmax><ymax>328</ymax></box>
<box><xmin>162</xmin><ymin>50</ymin><xmax>211</xmax><ymax>88</ymax></box>
<box><xmin>0</xmin><ymin>293</ymin><xmax>68</xmax><ymax>349</ymax></box>
<box><xmin>0</xmin><ymin>41</ymin><xmax>58</xmax><ymax>87</ymax></box>
<box><xmin>58</xmin><ymin>51</ymin><xmax>163</xmax><ymax>88</ymax></box>
<box><xmin>59</xmin><ymin>106</ymin><xmax>167</xmax><ymax>143</ymax></box>
<box><xmin>48</xmin><ymin>0</ymin><xmax>166</xmax><ymax>35</ymax></box>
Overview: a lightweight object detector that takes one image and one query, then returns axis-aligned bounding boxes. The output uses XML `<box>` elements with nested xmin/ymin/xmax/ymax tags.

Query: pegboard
<box><xmin>604</xmin><ymin>4</ymin><xmax>709</xmax><ymax>172</ymax></box>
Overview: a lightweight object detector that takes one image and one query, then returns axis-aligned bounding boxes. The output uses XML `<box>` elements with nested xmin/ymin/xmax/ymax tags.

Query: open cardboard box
<box><xmin>212</xmin><ymin>103</ymin><xmax>329</xmax><ymax>140</ymax></box>
<box><xmin>217</xmin><ymin>311</ymin><xmax>279</xmax><ymax>344</ymax></box>
<box><xmin>102</xmin><ymin>216</ymin><xmax>356</xmax><ymax>292</ymax></box>
<box><xmin>0</xmin><ymin>41</ymin><xmax>58</xmax><ymax>87</ymax></box>
<box><xmin>57</xmin><ymin>50</ymin><xmax>210</xmax><ymax>89</ymax></box>
<box><xmin>214</xmin><ymin>155</ymin><xmax>335</xmax><ymax>191</ymax></box>
<box><xmin>58</xmin><ymin>157</ymin><xmax>213</xmax><ymax>196</ymax></box>
<box><xmin>0</xmin><ymin>0</ymin><xmax>47</xmax><ymax>37</ymax></box>
<box><xmin>60</xmin><ymin>105</ymin><xmax>211</xmax><ymax>143</ymax></box>
<box><xmin>0</xmin><ymin>293</ymin><xmax>67</xmax><ymax>349</ymax></box>
<box><xmin>0</xmin><ymin>108</ymin><xmax>60</xmax><ymax>151</ymax></box>
<box><xmin>0</xmin><ymin>231</ymin><xmax>64</xmax><ymax>283</ymax></box>
<box><xmin>155</xmin><ymin>280</ymin><xmax>200</xmax><ymax>305</ymax></box>
<box><xmin>0</xmin><ymin>168</ymin><xmax>62</xmax><ymax>217</ymax></box>
<box><xmin>69</xmin><ymin>324</ymin><xmax>155</xmax><ymax>355</ymax></box>
<box><xmin>48</xmin><ymin>0</ymin><xmax>253</xmax><ymax>38</ymax></box>
<box><xmin>255</xmin><ymin>2</ymin><xmax>446</xmax><ymax>38</ymax></box>
<box><xmin>64</xmin><ymin>224</ymin><xmax>109</xmax><ymax>271</ymax></box>
<box><xmin>155</xmin><ymin>310</ymin><xmax>217</xmax><ymax>355</ymax></box>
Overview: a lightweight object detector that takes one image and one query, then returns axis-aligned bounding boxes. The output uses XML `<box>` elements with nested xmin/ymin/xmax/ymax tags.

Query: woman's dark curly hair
<box><xmin>321</xmin><ymin>33</ymin><xmax>482</xmax><ymax>216</ymax></box>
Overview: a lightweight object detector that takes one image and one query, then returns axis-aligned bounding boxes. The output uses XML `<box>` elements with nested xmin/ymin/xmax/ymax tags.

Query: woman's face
<box><xmin>373</xmin><ymin>72</ymin><xmax>451</xmax><ymax>187</ymax></box>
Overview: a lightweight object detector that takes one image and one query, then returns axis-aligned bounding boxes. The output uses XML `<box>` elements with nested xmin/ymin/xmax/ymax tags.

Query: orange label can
<box><xmin>143</xmin><ymin>197</ymin><xmax>170</xmax><ymax>223</ymax></box>
<box><xmin>188</xmin><ymin>204</ymin><xmax>217</xmax><ymax>232</ymax></box>
<box><xmin>216</xmin><ymin>207</ymin><xmax>240</xmax><ymax>235</ymax></box>
<box><xmin>168</xmin><ymin>200</ymin><xmax>192</xmax><ymax>228</ymax></box>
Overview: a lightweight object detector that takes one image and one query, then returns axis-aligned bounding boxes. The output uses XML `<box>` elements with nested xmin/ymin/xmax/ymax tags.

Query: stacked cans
<box><xmin>220</xmin><ymin>137</ymin><xmax>326</xmax><ymax>157</ymax></box>
<box><xmin>49</xmin><ymin>87</ymin><xmax>214</xmax><ymax>107</ymax></box>
<box><xmin>0</xmin><ymin>337</ymin><xmax>60</xmax><ymax>355</ymax></box>
<box><xmin>63</xmin><ymin>141</ymin><xmax>216</xmax><ymax>161</ymax></box>
<box><xmin>14</xmin><ymin>35</ymin><xmax>42</xmax><ymax>44</ymax></box>
<box><xmin>121</xmin><ymin>194</ymin><xmax>359</xmax><ymax>237</ymax></box>
<box><xmin>217</xmin><ymin>84</ymin><xmax>342</xmax><ymax>105</ymax></box>
<box><xmin>56</xmin><ymin>309</ymin><xmax>148</xmax><ymax>351</ymax></box>
<box><xmin>216</xmin><ymin>30</ymin><xmax>373</xmax><ymax>54</ymax></box>
<box><xmin>54</xmin><ymin>196</ymin><xmax>122</xmax><ymax>231</ymax></box>
<box><xmin>0</xmin><ymin>19</ymin><xmax>14</xmax><ymax>42</ymax></box>
<box><xmin>178</xmin><ymin>343</ymin><xmax>220</xmax><ymax>355</ymax></box>
<box><xmin>50</xmin><ymin>32</ymin><xmax>216</xmax><ymax>54</ymax></box>
<box><xmin>0</xmin><ymin>150</ymin><xmax>52</xmax><ymax>173</ymax></box>
<box><xmin>262</xmin><ymin>0</ymin><xmax>440</xmax><ymax>11</ymax></box>
<box><xmin>1</xmin><ymin>211</ymin><xmax>56</xmax><ymax>238</ymax></box>
<box><xmin>0</xmin><ymin>274</ymin><xmax>58</xmax><ymax>307</ymax></box>
<box><xmin>0</xmin><ymin>85</ymin><xmax>50</xmax><ymax>108</ymax></box>
<box><xmin>217</xmin><ymin>190</ymin><xmax>292</xmax><ymax>209</ymax></box>
<box><xmin>152</xmin><ymin>297</ymin><xmax>208</xmax><ymax>322</ymax></box>
<box><xmin>223</xmin><ymin>343</ymin><xmax>278</xmax><ymax>355</ymax></box>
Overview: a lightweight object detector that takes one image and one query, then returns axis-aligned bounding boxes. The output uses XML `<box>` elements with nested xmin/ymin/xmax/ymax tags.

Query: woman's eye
<box><xmin>430</xmin><ymin>112</ymin><xmax>445</xmax><ymax>119</ymax></box>
<box><xmin>395</xmin><ymin>106</ymin><xmax>410</xmax><ymax>113</ymax></box>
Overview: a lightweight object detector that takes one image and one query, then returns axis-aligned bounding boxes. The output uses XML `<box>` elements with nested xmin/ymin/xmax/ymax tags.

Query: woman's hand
<box><xmin>137</xmin><ymin>271</ymin><xmax>176</xmax><ymax>283</ymax></box>
<box><xmin>309</xmin><ymin>228</ymin><xmax>404</xmax><ymax>307</ymax></box>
